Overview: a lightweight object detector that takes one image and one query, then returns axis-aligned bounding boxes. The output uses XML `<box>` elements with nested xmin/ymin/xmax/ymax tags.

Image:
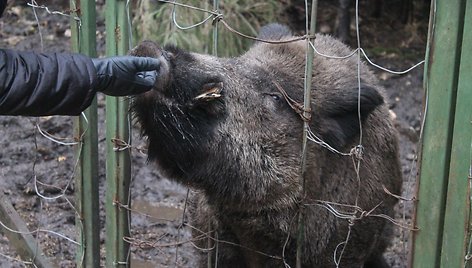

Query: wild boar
<box><xmin>132</xmin><ymin>23</ymin><xmax>402</xmax><ymax>267</ymax></box>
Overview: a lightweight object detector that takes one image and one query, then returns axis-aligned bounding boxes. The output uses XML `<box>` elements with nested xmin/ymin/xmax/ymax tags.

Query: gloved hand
<box><xmin>92</xmin><ymin>56</ymin><xmax>160</xmax><ymax>96</ymax></box>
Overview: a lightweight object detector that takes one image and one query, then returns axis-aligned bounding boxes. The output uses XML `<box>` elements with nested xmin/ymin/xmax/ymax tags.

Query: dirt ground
<box><xmin>0</xmin><ymin>1</ymin><xmax>427</xmax><ymax>267</ymax></box>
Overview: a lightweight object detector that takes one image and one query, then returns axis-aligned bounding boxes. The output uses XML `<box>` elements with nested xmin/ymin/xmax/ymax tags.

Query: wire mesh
<box><xmin>0</xmin><ymin>0</ymin><xmax>428</xmax><ymax>267</ymax></box>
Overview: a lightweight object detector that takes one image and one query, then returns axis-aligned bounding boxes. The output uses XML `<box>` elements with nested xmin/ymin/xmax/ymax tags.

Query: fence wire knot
<box><xmin>212</xmin><ymin>13</ymin><xmax>223</xmax><ymax>25</ymax></box>
<box><xmin>273</xmin><ymin>80</ymin><xmax>312</xmax><ymax>122</ymax></box>
<box><xmin>350</xmin><ymin>145</ymin><xmax>364</xmax><ymax>160</ymax></box>
<box><xmin>111</xmin><ymin>138</ymin><xmax>132</xmax><ymax>152</ymax></box>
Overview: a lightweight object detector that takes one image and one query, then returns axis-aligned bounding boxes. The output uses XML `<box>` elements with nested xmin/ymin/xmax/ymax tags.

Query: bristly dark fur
<box><xmin>132</xmin><ymin>24</ymin><xmax>402</xmax><ymax>267</ymax></box>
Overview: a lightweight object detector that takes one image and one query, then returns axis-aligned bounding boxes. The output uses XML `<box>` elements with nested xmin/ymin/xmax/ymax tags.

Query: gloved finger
<box><xmin>135</xmin><ymin>70</ymin><xmax>157</xmax><ymax>87</ymax></box>
<box><xmin>132</xmin><ymin>57</ymin><xmax>161</xmax><ymax>72</ymax></box>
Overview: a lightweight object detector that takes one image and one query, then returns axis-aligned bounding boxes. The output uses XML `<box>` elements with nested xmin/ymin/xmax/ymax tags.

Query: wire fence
<box><xmin>0</xmin><ymin>0</ymin><xmax>428</xmax><ymax>267</ymax></box>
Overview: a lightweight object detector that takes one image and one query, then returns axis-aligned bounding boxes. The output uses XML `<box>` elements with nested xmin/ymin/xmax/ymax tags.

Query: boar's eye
<box><xmin>264</xmin><ymin>93</ymin><xmax>282</xmax><ymax>102</ymax></box>
<box><xmin>270</xmin><ymin>94</ymin><xmax>281</xmax><ymax>101</ymax></box>
<box><xmin>263</xmin><ymin>92</ymin><xmax>285</xmax><ymax>112</ymax></box>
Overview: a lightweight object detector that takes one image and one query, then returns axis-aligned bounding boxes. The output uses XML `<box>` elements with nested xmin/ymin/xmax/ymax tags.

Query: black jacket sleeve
<box><xmin>0</xmin><ymin>49</ymin><xmax>98</xmax><ymax>116</ymax></box>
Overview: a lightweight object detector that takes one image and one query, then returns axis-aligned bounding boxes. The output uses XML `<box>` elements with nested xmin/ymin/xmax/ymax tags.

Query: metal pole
<box><xmin>440</xmin><ymin>1</ymin><xmax>471</xmax><ymax>266</ymax></box>
<box><xmin>411</xmin><ymin>0</ymin><xmax>466</xmax><ymax>267</ymax></box>
<box><xmin>212</xmin><ymin>0</ymin><xmax>219</xmax><ymax>56</ymax></box>
<box><xmin>70</xmin><ymin>0</ymin><xmax>101</xmax><ymax>267</ymax></box>
<box><xmin>296</xmin><ymin>1</ymin><xmax>318</xmax><ymax>267</ymax></box>
<box><xmin>208</xmin><ymin>2</ymin><xmax>219</xmax><ymax>267</ymax></box>
<box><xmin>105</xmin><ymin>0</ymin><xmax>132</xmax><ymax>266</ymax></box>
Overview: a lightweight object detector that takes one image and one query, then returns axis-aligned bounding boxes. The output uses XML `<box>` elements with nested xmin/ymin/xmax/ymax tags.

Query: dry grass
<box><xmin>134</xmin><ymin>0</ymin><xmax>283</xmax><ymax>57</ymax></box>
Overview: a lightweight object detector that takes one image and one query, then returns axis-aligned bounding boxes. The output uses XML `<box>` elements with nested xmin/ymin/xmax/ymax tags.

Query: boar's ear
<box><xmin>257</xmin><ymin>23</ymin><xmax>293</xmax><ymax>41</ymax></box>
<box><xmin>318</xmin><ymin>85</ymin><xmax>384</xmax><ymax>149</ymax></box>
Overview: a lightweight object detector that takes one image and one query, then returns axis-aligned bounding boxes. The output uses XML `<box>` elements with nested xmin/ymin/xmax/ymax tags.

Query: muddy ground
<box><xmin>0</xmin><ymin>1</ymin><xmax>427</xmax><ymax>267</ymax></box>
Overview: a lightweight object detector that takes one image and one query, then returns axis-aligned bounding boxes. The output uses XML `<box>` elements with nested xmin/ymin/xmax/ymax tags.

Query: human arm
<box><xmin>0</xmin><ymin>49</ymin><xmax>160</xmax><ymax>116</ymax></box>
<box><xmin>0</xmin><ymin>49</ymin><xmax>97</xmax><ymax>116</ymax></box>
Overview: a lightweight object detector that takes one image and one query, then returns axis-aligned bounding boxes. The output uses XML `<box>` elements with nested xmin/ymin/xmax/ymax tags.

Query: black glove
<box><xmin>92</xmin><ymin>56</ymin><xmax>160</xmax><ymax>96</ymax></box>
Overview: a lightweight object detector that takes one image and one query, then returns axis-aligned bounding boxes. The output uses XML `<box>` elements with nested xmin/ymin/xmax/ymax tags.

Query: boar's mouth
<box><xmin>160</xmin><ymin>45</ymin><xmax>225</xmax><ymax>106</ymax></box>
<box><xmin>131</xmin><ymin>41</ymin><xmax>226</xmax><ymax>120</ymax></box>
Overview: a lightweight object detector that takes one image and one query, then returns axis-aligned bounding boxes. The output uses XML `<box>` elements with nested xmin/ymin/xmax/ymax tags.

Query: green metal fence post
<box><xmin>440</xmin><ymin>1</ymin><xmax>472</xmax><ymax>266</ymax></box>
<box><xmin>70</xmin><ymin>1</ymin><xmax>101</xmax><ymax>267</ymax></box>
<box><xmin>411</xmin><ymin>0</ymin><xmax>466</xmax><ymax>267</ymax></box>
<box><xmin>105</xmin><ymin>0</ymin><xmax>132</xmax><ymax>266</ymax></box>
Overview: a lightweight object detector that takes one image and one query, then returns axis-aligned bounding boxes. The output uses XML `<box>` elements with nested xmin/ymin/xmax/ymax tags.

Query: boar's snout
<box><xmin>129</xmin><ymin>40</ymin><xmax>171</xmax><ymax>92</ymax></box>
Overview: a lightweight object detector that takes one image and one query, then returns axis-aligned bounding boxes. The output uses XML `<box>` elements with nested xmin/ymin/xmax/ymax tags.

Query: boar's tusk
<box><xmin>194</xmin><ymin>87</ymin><xmax>223</xmax><ymax>101</ymax></box>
